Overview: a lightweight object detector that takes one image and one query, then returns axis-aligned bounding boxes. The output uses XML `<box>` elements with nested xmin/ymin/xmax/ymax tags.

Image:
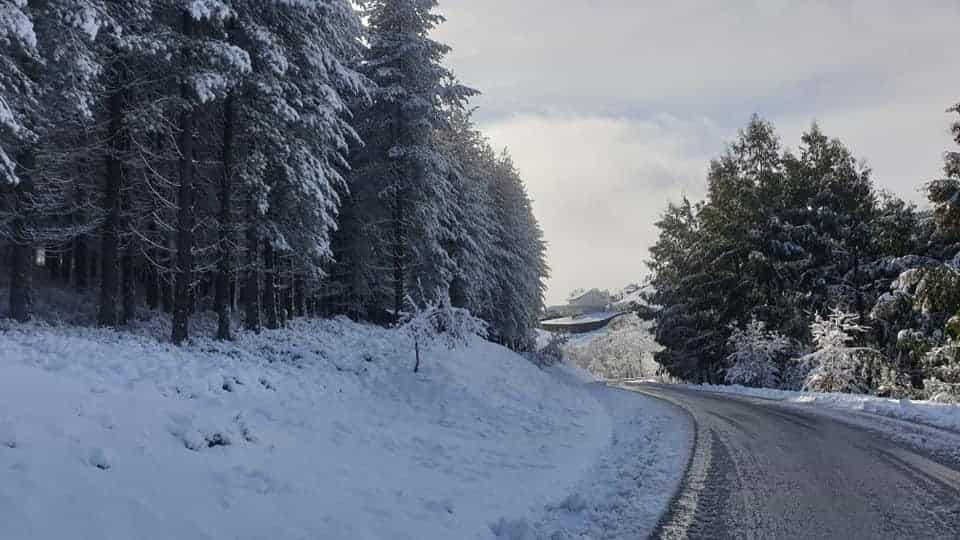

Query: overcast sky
<box><xmin>432</xmin><ymin>1</ymin><xmax>960</xmax><ymax>305</ymax></box>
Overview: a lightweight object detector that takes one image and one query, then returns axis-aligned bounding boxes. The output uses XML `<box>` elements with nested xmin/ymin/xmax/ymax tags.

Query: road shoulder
<box><xmin>525</xmin><ymin>383</ymin><xmax>693</xmax><ymax>539</ymax></box>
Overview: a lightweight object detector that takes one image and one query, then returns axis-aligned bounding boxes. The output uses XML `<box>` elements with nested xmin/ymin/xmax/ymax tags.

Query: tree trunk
<box><xmin>294</xmin><ymin>273</ymin><xmax>306</xmax><ymax>318</ymax></box>
<box><xmin>172</xmin><ymin>11</ymin><xmax>195</xmax><ymax>345</ymax></box>
<box><xmin>263</xmin><ymin>242</ymin><xmax>278</xmax><ymax>330</ymax></box>
<box><xmin>74</xmin><ymin>234</ymin><xmax>88</xmax><ymax>291</ymax></box>
<box><xmin>280</xmin><ymin>257</ymin><xmax>291</xmax><ymax>326</ymax></box>
<box><xmin>144</xmin><ymin>222</ymin><xmax>159</xmax><ymax>310</ymax></box>
<box><xmin>393</xmin><ymin>181</ymin><xmax>404</xmax><ymax>321</ymax></box>
<box><xmin>60</xmin><ymin>242</ymin><xmax>73</xmax><ymax>284</ymax></box>
<box><xmin>46</xmin><ymin>250</ymin><xmax>61</xmax><ymax>279</ymax></box>
<box><xmin>8</xmin><ymin>151</ymin><xmax>36</xmax><ymax>322</ymax></box>
<box><xmin>413</xmin><ymin>337</ymin><xmax>420</xmax><ymax>373</ymax></box>
<box><xmin>243</xmin><ymin>214</ymin><xmax>261</xmax><ymax>333</ymax></box>
<box><xmin>161</xmin><ymin>231</ymin><xmax>173</xmax><ymax>313</ymax></box>
<box><xmin>98</xmin><ymin>57</ymin><xmax>125</xmax><ymax>327</ymax></box>
<box><xmin>215</xmin><ymin>93</ymin><xmax>235</xmax><ymax>340</ymax></box>
<box><xmin>121</xmin><ymin>240</ymin><xmax>136</xmax><ymax>324</ymax></box>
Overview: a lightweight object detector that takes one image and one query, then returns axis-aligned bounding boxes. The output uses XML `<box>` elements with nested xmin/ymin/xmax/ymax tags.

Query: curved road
<box><xmin>621</xmin><ymin>383</ymin><xmax>960</xmax><ymax>540</ymax></box>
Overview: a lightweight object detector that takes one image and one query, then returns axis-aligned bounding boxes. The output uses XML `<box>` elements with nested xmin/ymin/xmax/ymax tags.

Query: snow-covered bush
<box><xmin>562</xmin><ymin>314</ymin><xmax>661</xmax><ymax>380</ymax></box>
<box><xmin>875</xmin><ymin>367</ymin><xmax>919</xmax><ymax>399</ymax></box>
<box><xmin>528</xmin><ymin>331</ymin><xmax>569</xmax><ymax>368</ymax></box>
<box><xmin>922</xmin><ymin>377</ymin><xmax>960</xmax><ymax>403</ymax></box>
<box><xmin>920</xmin><ymin>338</ymin><xmax>960</xmax><ymax>403</ymax></box>
<box><xmin>801</xmin><ymin>308</ymin><xmax>879</xmax><ymax>393</ymax></box>
<box><xmin>400</xmin><ymin>293</ymin><xmax>488</xmax><ymax>373</ymax></box>
<box><xmin>913</xmin><ymin>267</ymin><xmax>960</xmax><ymax>315</ymax></box>
<box><xmin>724</xmin><ymin>318</ymin><xmax>791</xmax><ymax>388</ymax></box>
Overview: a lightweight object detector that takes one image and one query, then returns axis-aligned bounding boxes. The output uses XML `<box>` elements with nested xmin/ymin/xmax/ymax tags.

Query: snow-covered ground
<box><xmin>682</xmin><ymin>383</ymin><xmax>960</xmax><ymax>434</ymax></box>
<box><xmin>0</xmin><ymin>317</ymin><xmax>688</xmax><ymax>539</ymax></box>
<box><xmin>530</xmin><ymin>384</ymin><xmax>691</xmax><ymax>539</ymax></box>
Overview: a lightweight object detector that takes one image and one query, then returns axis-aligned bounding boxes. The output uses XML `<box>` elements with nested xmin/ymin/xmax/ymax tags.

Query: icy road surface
<box><xmin>621</xmin><ymin>383</ymin><xmax>960</xmax><ymax>540</ymax></box>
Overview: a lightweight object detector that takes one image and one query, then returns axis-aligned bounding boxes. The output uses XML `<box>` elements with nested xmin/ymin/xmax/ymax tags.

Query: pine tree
<box><xmin>645</xmin><ymin>117</ymin><xmax>887</xmax><ymax>383</ymax></box>
<box><xmin>226</xmin><ymin>0</ymin><xmax>366</xmax><ymax>332</ymax></box>
<box><xmin>345</xmin><ymin>0</ymin><xmax>474</xmax><ymax>320</ymax></box>
<box><xmin>485</xmin><ymin>152</ymin><xmax>547</xmax><ymax>350</ymax></box>
<box><xmin>0</xmin><ymin>0</ymin><xmax>549</xmax><ymax>354</ymax></box>
<box><xmin>3</xmin><ymin>0</ymin><xmax>110</xmax><ymax>322</ymax></box>
<box><xmin>802</xmin><ymin>308</ymin><xmax>878</xmax><ymax>393</ymax></box>
<box><xmin>438</xmin><ymin>105</ymin><xmax>498</xmax><ymax>315</ymax></box>
<box><xmin>1</xmin><ymin>1</ymin><xmax>38</xmax><ymax>321</ymax></box>
<box><xmin>0</xmin><ymin>1</ymin><xmax>36</xmax><ymax>187</ymax></box>
<box><xmin>725</xmin><ymin>318</ymin><xmax>791</xmax><ymax>388</ymax></box>
<box><xmin>927</xmin><ymin>103</ymin><xmax>960</xmax><ymax>240</ymax></box>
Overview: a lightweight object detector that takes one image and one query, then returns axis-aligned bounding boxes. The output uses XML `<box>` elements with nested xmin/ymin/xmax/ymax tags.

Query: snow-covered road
<box><xmin>623</xmin><ymin>383</ymin><xmax>960</xmax><ymax>539</ymax></box>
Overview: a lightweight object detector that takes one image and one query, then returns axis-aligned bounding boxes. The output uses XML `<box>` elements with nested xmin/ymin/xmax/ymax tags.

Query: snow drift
<box><xmin>0</xmin><ymin>318</ymin><xmax>614</xmax><ymax>539</ymax></box>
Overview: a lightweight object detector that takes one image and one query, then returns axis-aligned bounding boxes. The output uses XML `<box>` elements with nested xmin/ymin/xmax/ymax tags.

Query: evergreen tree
<box><xmin>725</xmin><ymin>318</ymin><xmax>791</xmax><ymax>388</ymax></box>
<box><xmin>0</xmin><ymin>0</ymin><xmax>548</xmax><ymax>353</ymax></box>
<box><xmin>344</xmin><ymin>0</ymin><xmax>475</xmax><ymax>320</ymax></box>
<box><xmin>644</xmin><ymin>117</ymin><xmax>884</xmax><ymax>383</ymax></box>
<box><xmin>0</xmin><ymin>0</ymin><xmax>36</xmax><ymax>188</ymax></box>
<box><xmin>438</xmin><ymin>105</ymin><xmax>498</xmax><ymax>315</ymax></box>
<box><xmin>485</xmin><ymin>152</ymin><xmax>547</xmax><ymax>350</ymax></box>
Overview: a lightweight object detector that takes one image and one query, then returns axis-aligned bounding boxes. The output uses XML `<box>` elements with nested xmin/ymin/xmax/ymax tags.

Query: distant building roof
<box><xmin>567</xmin><ymin>288</ymin><xmax>609</xmax><ymax>305</ymax></box>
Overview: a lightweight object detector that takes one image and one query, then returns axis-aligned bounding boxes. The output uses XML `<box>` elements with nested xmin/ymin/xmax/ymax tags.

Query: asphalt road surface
<box><xmin>621</xmin><ymin>383</ymin><xmax>960</xmax><ymax>540</ymax></box>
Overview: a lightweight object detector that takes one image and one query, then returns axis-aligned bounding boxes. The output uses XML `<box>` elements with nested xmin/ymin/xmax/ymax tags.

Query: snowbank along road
<box><xmin>620</xmin><ymin>383</ymin><xmax>960</xmax><ymax>540</ymax></box>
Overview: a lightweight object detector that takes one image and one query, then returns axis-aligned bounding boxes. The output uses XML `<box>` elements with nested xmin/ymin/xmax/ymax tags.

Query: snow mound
<box><xmin>0</xmin><ymin>318</ymin><xmax>613</xmax><ymax>539</ymax></box>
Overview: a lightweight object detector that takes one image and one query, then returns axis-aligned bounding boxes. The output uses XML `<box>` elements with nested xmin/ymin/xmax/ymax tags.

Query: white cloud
<box><xmin>483</xmin><ymin>114</ymin><xmax>721</xmax><ymax>304</ymax></box>
<box><xmin>437</xmin><ymin>1</ymin><xmax>960</xmax><ymax>117</ymax></box>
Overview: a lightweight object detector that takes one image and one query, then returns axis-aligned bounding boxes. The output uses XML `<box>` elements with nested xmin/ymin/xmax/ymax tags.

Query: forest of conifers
<box><xmin>0</xmin><ymin>1</ymin><xmax>548</xmax><ymax>349</ymax></box>
<box><xmin>642</xmin><ymin>113</ymin><xmax>960</xmax><ymax>401</ymax></box>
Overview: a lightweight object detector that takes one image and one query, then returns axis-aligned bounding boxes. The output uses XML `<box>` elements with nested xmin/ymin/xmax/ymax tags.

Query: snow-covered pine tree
<box><xmin>345</xmin><ymin>0</ymin><xmax>475</xmax><ymax>320</ymax></box>
<box><xmin>151</xmin><ymin>1</ymin><xmax>252</xmax><ymax>344</ymax></box>
<box><xmin>485</xmin><ymin>151</ymin><xmax>548</xmax><ymax>350</ymax></box>
<box><xmin>225</xmin><ymin>0</ymin><xmax>366</xmax><ymax>332</ymax></box>
<box><xmin>642</xmin><ymin>198</ymin><xmax>723</xmax><ymax>382</ymax></box>
<box><xmin>0</xmin><ymin>1</ymin><xmax>39</xmax><ymax>321</ymax></box>
<box><xmin>2</xmin><ymin>0</ymin><xmax>111</xmax><ymax>322</ymax></box>
<box><xmin>802</xmin><ymin>308</ymin><xmax>878</xmax><ymax>393</ymax></box>
<box><xmin>893</xmin><ymin>102</ymin><xmax>960</xmax><ymax>400</ymax></box>
<box><xmin>0</xmin><ymin>0</ymin><xmax>35</xmax><ymax>188</ymax></box>
<box><xmin>645</xmin><ymin>117</ymin><xmax>889</xmax><ymax>384</ymax></box>
<box><xmin>400</xmin><ymin>287</ymin><xmax>487</xmax><ymax>373</ymax></box>
<box><xmin>725</xmin><ymin>318</ymin><xmax>791</xmax><ymax>388</ymax></box>
<box><xmin>927</xmin><ymin>103</ymin><xmax>960</xmax><ymax>239</ymax></box>
<box><xmin>437</xmin><ymin>104</ymin><xmax>498</xmax><ymax>316</ymax></box>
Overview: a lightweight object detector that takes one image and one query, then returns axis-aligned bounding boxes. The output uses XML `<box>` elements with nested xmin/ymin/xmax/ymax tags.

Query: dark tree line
<box><xmin>0</xmin><ymin>0</ymin><xmax>548</xmax><ymax>351</ymax></box>
<box><xmin>643</xmin><ymin>112</ymin><xmax>960</xmax><ymax>400</ymax></box>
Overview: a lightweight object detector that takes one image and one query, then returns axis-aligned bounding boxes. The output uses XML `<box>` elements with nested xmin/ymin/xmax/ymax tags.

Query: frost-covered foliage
<box><xmin>401</xmin><ymin>290</ymin><xmax>487</xmax><ymax>373</ymax></box>
<box><xmin>642</xmin><ymin>110</ymin><xmax>960</xmax><ymax>398</ymax></box>
<box><xmin>0</xmin><ymin>0</ymin><xmax>36</xmax><ymax>185</ymax></box>
<box><xmin>920</xmin><ymin>337</ymin><xmax>960</xmax><ymax>403</ymax></box>
<box><xmin>529</xmin><ymin>330</ymin><xmax>569</xmax><ymax>368</ymax></box>
<box><xmin>643</xmin><ymin>119</ymin><xmax>877</xmax><ymax>384</ymax></box>
<box><xmin>327</xmin><ymin>0</ymin><xmax>546</xmax><ymax>348</ymax></box>
<box><xmin>563</xmin><ymin>314</ymin><xmax>661</xmax><ymax>380</ymax></box>
<box><xmin>724</xmin><ymin>318</ymin><xmax>791</xmax><ymax>388</ymax></box>
<box><xmin>0</xmin><ymin>0</ymin><xmax>545</xmax><ymax>345</ymax></box>
<box><xmin>338</xmin><ymin>0</ymin><xmax>475</xmax><ymax>315</ymax></box>
<box><xmin>802</xmin><ymin>309</ymin><xmax>878</xmax><ymax>393</ymax></box>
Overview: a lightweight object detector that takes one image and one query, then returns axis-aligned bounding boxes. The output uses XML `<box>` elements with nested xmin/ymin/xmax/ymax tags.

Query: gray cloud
<box><xmin>433</xmin><ymin>1</ymin><xmax>960</xmax><ymax>304</ymax></box>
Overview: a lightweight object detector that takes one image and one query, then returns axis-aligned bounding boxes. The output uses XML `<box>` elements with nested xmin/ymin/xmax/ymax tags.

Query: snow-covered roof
<box><xmin>542</xmin><ymin>311</ymin><xmax>623</xmax><ymax>327</ymax></box>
